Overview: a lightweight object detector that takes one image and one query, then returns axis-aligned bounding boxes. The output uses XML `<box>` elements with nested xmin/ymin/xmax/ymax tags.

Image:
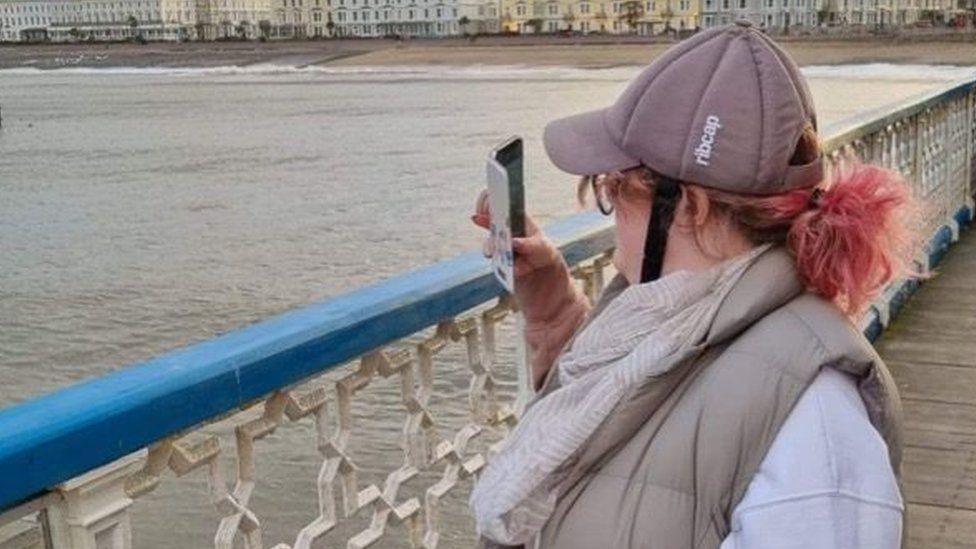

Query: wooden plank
<box><xmin>875</xmin><ymin>337</ymin><xmax>976</xmax><ymax>368</ymax></box>
<box><xmin>896</xmin><ymin>292</ymin><xmax>976</xmax><ymax>316</ymax></box>
<box><xmin>903</xmin><ymin>286</ymin><xmax>976</xmax><ymax>304</ymax></box>
<box><xmin>906</xmin><ymin>503</ymin><xmax>976</xmax><ymax>549</ymax></box>
<box><xmin>887</xmin><ymin>362</ymin><xmax>976</xmax><ymax>405</ymax></box>
<box><xmin>888</xmin><ymin>309</ymin><xmax>976</xmax><ymax>333</ymax></box>
<box><xmin>902</xmin><ymin>445</ymin><xmax>976</xmax><ymax>510</ymax></box>
<box><xmin>880</xmin><ymin>326</ymin><xmax>976</xmax><ymax>351</ymax></box>
<box><xmin>903</xmin><ymin>399</ymin><xmax>976</xmax><ymax>451</ymax></box>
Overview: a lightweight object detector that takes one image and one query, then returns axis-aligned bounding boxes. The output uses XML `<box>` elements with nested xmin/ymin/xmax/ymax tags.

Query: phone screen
<box><xmin>491</xmin><ymin>137</ymin><xmax>525</xmax><ymax>238</ymax></box>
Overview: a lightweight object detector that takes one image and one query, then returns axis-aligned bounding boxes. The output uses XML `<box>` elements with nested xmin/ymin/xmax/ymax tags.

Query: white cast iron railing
<box><xmin>0</xmin><ymin>77</ymin><xmax>974</xmax><ymax>549</ymax></box>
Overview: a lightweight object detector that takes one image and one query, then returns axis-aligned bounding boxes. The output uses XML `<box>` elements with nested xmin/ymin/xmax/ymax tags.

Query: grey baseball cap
<box><xmin>543</xmin><ymin>21</ymin><xmax>823</xmax><ymax>195</ymax></box>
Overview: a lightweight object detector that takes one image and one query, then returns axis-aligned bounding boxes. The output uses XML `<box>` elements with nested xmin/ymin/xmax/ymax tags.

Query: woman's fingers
<box><xmin>474</xmin><ymin>190</ymin><xmax>551</xmax><ymax>279</ymax></box>
<box><xmin>472</xmin><ymin>189</ymin><xmax>541</xmax><ymax>238</ymax></box>
<box><xmin>512</xmin><ymin>235</ymin><xmax>562</xmax><ymax>280</ymax></box>
<box><xmin>475</xmin><ymin>189</ymin><xmax>490</xmax><ymax>217</ymax></box>
<box><xmin>472</xmin><ymin>189</ymin><xmax>492</xmax><ymax>230</ymax></box>
<box><xmin>512</xmin><ymin>236</ymin><xmax>558</xmax><ymax>266</ymax></box>
<box><xmin>471</xmin><ymin>213</ymin><xmax>490</xmax><ymax>229</ymax></box>
<box><xmin>482</xmin><ymin>236</ymin><xmax>496</xmax><ymax>258</ymax></box>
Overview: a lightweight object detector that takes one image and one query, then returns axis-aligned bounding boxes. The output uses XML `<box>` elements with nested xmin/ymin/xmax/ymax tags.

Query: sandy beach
<box><xmin>3</xmin><ymin>31</ymin><xmax>976</xmax><ymax>69</ymax></box>
<box><xmin>331</xmin><ymin>38</ymin><xmax>976</xmax><ymax>67</ymax></box>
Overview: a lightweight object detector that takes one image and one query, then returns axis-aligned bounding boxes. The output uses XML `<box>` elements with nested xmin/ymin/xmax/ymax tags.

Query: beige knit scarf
<box><xmin>470</xmin><ymin>243</ymin><xmax>772</xmax><ymax>546</ymax></box>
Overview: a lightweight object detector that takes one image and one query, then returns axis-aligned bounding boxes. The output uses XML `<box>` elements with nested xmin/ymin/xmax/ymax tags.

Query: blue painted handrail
<box><xmin>0</xmin><ymin>212</ymin><xmax>613</xmax><ymax>511</ymax></box>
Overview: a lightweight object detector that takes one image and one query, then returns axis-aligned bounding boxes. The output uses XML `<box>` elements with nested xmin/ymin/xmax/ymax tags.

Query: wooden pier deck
<box><xmin>874</xmin><ymin>224</ymin><xmax>976</xmax><ymax>548</ymax></box>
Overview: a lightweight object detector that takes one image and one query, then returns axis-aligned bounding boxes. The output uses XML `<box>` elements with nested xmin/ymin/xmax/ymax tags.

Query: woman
<box><xmin>468</xmin><ymin>22</ymin><xmax>919</xmax><ymax>549</ymax></box>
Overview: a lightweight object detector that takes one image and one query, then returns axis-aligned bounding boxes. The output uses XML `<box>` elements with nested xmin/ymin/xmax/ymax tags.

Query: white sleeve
<box><xmin>719</xmin><ymin>488</ymin><xmax>903</xmax><ymax>549</ymax></box>
<box><xmin>718</xmin><ymin>367</ymin><xmax>904</xmax><ymax>549</ymax></box>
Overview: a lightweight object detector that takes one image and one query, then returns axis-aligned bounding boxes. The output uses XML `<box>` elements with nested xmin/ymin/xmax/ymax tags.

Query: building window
<box><xmin>548</xmin><ymin>3</ymin><xmax>558</xmax><ymax>14</ymax></box>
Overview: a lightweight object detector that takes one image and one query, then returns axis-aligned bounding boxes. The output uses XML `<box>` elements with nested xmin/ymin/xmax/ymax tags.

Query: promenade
<box><xmin>876</xmin><ymin>225</ymin><xmax>976</xmax><ymax>547</ymax></box>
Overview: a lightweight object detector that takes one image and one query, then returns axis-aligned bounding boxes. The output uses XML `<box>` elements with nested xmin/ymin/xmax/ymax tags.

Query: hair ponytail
<box><xmin>786</xmin><ymin>163</ymin><xmax>924</xmax><ymax>315</ymax></box>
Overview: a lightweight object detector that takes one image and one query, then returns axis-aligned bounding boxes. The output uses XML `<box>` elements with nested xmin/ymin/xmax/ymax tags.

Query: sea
<box><xmin>0</xmin><ymin>61</ymin><xmax>974</xmax><ymax>546</ymax></box>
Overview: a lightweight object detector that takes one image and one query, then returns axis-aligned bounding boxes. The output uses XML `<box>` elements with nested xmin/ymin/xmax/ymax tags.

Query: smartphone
<box><xmin>490</xmin><ymin>136</ymin><xmax>525</xmax><ymax>238</ymax></box>
<box><xmin>486</xmin><ymin>136</ymin><xmax>525</xmax><ymax>292</ymax></box>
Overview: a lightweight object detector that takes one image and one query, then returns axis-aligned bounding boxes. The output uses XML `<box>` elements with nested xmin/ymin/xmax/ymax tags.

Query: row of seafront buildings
<box><xmin>0</xmin><ymin>0</ymin><xmax>500</xmax><ymax>41</ymax></box>
<box><xmin>0</xmin><ymin>0</ymin><xmax>969</xmax><ymax>42</ymax></box>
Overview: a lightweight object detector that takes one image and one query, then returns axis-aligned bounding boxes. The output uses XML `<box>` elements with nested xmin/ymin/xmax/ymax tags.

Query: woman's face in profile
<box><xmin>610</xmin><ymin>176</ymin><xmax>653</xmax><ymax>285</ymax></box>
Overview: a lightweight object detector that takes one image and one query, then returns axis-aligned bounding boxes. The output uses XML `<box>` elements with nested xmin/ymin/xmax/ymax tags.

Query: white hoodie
<box><xmin>719</xmin><ymin>367</ymin><xmax>904</xmax><ymax>549</ymax></box>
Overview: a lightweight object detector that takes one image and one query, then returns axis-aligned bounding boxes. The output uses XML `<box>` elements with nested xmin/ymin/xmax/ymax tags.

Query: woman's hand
<box><xmin>471</xmin><ymin>189</ymin><xmax>578</xmax><ymax>324</ymax></box>
<box><xmin>471</xmin><ymin>190</ymin><xmax>591</xmax><ymax>389</ymax></box>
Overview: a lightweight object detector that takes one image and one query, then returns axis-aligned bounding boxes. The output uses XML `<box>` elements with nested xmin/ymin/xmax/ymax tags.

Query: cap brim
<box><xmin>543</xmin><ymin>108</ymin><xmax>641</xmax><ymax>176</ymax></box>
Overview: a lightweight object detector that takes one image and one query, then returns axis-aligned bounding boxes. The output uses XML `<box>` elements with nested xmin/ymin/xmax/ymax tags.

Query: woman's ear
<box><xmin>674</xmin><ymin>185</ymin><xmax>711</xmax><ymax>232</ymax></box>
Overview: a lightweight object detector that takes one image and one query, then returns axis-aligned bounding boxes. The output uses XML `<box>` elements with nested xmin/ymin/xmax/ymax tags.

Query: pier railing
<box><xmin>1</xmin><ymin>78</ymin><xmax>974</xmax><ymax>549</ymax></box>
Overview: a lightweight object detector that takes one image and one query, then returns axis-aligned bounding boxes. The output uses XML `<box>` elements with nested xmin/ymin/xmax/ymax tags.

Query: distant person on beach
<box><xmin>469</xmin><ymin>21</ymin><xmax>920</xmax><ymax>549</ymax></box>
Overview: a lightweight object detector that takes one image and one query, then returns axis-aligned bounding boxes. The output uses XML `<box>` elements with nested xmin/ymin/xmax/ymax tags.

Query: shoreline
<box><xmin>4</xmin><ymin>32</ymin><xmax>976</xmax><ymax>70</ymax></box>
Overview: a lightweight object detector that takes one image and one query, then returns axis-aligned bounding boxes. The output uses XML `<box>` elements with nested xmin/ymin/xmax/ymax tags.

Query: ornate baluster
<box><xmin>283</xmin><ymin>387</ymin><xmax>335</xmax><ymax>549</ymax></box>
<box><xmin>215</xmin><ymin>391</ymin><xmax>289</xmax><ymax>549</ymax></box>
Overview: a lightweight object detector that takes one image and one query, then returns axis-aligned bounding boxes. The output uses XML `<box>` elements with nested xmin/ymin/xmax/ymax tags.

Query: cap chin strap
<box><xmin>639</xmin><ymin>176</ymin><xmax>681</xmax><ymax>284</ymax></box>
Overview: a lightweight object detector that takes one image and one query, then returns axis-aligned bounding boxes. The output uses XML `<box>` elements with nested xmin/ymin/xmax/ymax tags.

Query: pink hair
<box><xmin>702</xmin><ymin>162</ymin><xmax>926</xmax><ymax>317</ymax></box>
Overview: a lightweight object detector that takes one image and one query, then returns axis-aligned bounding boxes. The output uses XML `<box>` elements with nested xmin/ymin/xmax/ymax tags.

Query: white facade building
<box><xmin>699</xmin><ymin>0</ymin><xmax>819</xmax><ymax>30</ymax></box>
<box><xmin>459</xmin><ymin>0</ymin><xmax>499</xmax><ymax>33</ymax></box>
<box><xmin>1</xmin><ymin>0</ymin><xmax>53</xmax><ymax>41</ymax></box>
<box><xmin>329</xmin><ymin>0</ymin><xmax>497</xmax><ymax>37</ymax></box>
<box><xmin>699</xmin><ymin>0</ymin><xmax>961</xmax><ymax>30</ymax></box>
<box><xmin>192</xmin><ymin>0</ymin><xmax>273</xmax><ymax>40</ymax></box>
<box><xmin>0</xmin><ymin>0</ymin><xmax>272</xmax><ymax>41</ymax></box>
<box><xmin>272</xmin><ymin>0</ymin><xmax>329</xmax><ymax>38</ymax></box>
<box><xmin>0</xmin><ymin>0</ymin><xmax>195</xmax><ymax>42</ymax></box>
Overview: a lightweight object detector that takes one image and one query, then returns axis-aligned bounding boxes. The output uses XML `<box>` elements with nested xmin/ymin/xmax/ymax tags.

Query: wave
<box><xmin>0</xmin><ymin>62</ymin><xmax>637</xmax><ymax>81</ymax></box>
<box><xmin>800</xmin><ymin>63</ymin><xmax>976</xmax><ymax>81</ymax></box>
<box><xmin>4</xmin><ymin>61</ymin><xmax>975</xmax><ymax>83</ymax></box>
